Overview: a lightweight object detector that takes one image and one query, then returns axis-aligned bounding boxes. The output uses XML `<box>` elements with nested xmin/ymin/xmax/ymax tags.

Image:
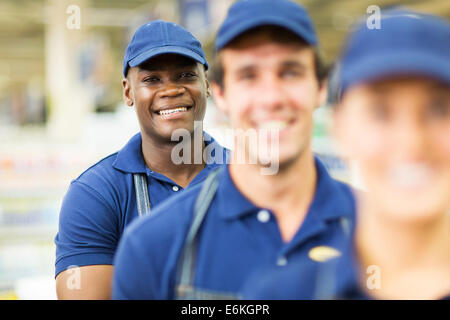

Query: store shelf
<box><xmin>0</xmin><ymin>225</ymin><xmax>57</xmax><ymax>242</ymax></box>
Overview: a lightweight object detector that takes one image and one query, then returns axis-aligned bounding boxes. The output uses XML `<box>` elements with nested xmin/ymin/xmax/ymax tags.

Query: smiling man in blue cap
<box><xmin>54</xmin><ymin>20</ymin><xmax>228</xmax><ymax>299</ymax></box>
<box><xmin>112</xmin><ymin>0</ymin><xmax>357</xmax><ymax>300</ymax></box>
<box><xmin>242</xmin><ymin>8</ymin><xmax>450</xmax><ymax>300</ymax></box>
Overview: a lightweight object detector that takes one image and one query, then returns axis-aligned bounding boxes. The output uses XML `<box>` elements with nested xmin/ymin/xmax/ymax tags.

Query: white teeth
<box><xmin>388</xmin><ymin>163</ymin><xmax>435</xmax><ymax>189</ymax></box>
<box><xmin>258</xmin><ymin>120</ymin><xmax>288</xmax><ymax>130</ymax></box>
<box><xmin>158</xmin><ymin>107</ymin><xmax>188</xmax><ymax>116</ymax></box>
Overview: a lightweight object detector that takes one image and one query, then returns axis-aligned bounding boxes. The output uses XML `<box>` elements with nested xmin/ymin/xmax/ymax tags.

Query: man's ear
<box><xmin>211</xmin><ymin>82</ymin><xmax>228</xmax><ymax>115</ymax></box>
<box><xmin>122</xmin><ymin>77</ymin><xmax>133</xmax><ymax>107</ymax></box>
<box><xmin>205</xmin><ymin>77</ymin><xmax>211</xmax><ymax>98</ymax></box>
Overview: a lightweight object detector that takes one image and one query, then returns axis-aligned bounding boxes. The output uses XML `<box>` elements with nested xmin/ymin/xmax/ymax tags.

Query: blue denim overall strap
<box><xmin>133</xmin><ymin>173</ymin><xmax>151</xmax><ymax>217</ymax></box>
<box><xmin>175</xmin><ymin>168</ymin><xmax>239</xmax><ymax>300</ymax></box>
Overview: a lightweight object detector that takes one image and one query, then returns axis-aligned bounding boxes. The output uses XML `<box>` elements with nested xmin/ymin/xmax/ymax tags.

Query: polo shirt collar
<box><xmin>113</xmin><ymin>133</ymin><xmax>147</xmax><ymax>174</ymax></box>
<box><xmin>217</xmin><ymin>166</ymin><xmax>260</xmax><ymax>220</ymax></box>
<box><xmin>112</xmin><ymin>131</ymin><xmax>225</xmax><ymax>174</ymax></box>
<box><xmin>308</xmin><ymin>157</ymin><xmax>355</xmax><ymax>221</ymax></box>
<box><xmin>217</xmin><ymin>157</ymin><xmax>355</xmax><ymax>221</ymax></box>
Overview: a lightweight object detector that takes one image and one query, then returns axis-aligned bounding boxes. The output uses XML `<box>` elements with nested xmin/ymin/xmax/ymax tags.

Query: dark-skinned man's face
<box><xmin>123</xmin><ymin>53</ymin><xmax>209</xmax><ymax>143</ymax></box>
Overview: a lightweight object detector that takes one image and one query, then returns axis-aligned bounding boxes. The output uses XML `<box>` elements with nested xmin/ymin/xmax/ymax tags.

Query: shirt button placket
<box><xmin>277</xmin><ymin>256</ymin><xmax>288</xmax><ymax>267</ymax></box>
<box><xmin>257</xmin><ymin>210</ymin><xmax>270</xmax><ymax>223</ymax></box>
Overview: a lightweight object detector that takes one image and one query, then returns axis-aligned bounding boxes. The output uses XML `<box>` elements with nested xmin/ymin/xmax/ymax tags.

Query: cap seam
<box><xmin>127</xmin><ymin>43</ymin><xmax>204</xmax><ymax>62</ymax></box>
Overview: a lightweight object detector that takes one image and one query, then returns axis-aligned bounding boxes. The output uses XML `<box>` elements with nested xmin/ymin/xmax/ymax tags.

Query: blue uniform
<box><xmin>112</xmin><ymin>157</ymin><xmax>356</xmax><ymax>299</ymax></box>
<box><xmin>240</xmin><ymin>243</ymin><xmax>361</xmax><ymax>300</ymax></box>
<box><xmin>242</xmin><ymin>243</ymin><xmax>450</xmax><ymax>300</ymax></box>
<box><xmin>54</xmin><ymin>132</ymin><xmax>228</xmax><ymax>277</ymax></box>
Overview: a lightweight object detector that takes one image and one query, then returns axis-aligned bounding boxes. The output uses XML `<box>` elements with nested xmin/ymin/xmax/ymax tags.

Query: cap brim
<box><xmin>341</xmin><ymin>50</ymin><xmax>450</xmax><ymax>94</ymax></box>
<box><xmin>216</xmin><ymin>15</ymin><xmax>317</xmax><ymax>50</ymax></box>
<box><xmin>128</xmin><ymin>45</ymin><xmax>208</xmax><ymax>71</ymax></box>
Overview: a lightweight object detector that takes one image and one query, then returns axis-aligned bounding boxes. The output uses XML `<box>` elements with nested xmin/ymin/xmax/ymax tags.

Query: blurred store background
<box><xmin>0</xmin><ymin>0</ymin><xmax>448</xmax><ymax>299</ymax></box>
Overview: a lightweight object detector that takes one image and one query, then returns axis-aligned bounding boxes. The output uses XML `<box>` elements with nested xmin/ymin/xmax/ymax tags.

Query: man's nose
<box><xmin>158</xmin><ymin>83</ymin><xmax>186</xmax><ymax>98</ymax></box>
<box><xmin>257</xmin><ymin>76</ymin><xmax>285</xmax><ymax>110</ymax></box>
<box><xmin>394</xmin><ymin>116</ymin><xmax>428</xmax><ymax>159</ymax></box>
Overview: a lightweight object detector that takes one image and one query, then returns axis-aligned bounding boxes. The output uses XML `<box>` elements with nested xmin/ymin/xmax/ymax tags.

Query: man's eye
<box><xmin>179</xmin><ymin>72</ymin><xmax>196</xmax><ymax>79</ymax></box>
<box><xmin>238</xmin><ymin>73</ymin><xmax>256</xmax><ymax>81</ymax></box>
<box><xmin>281</xmin><ymin>70</ymin><xmax>301</xmax><ymax>78</ymax></box>
<box><xmin>143</xmin><ymin>76</ymin><xmax>160</xmax><ymax>83</ymax></box>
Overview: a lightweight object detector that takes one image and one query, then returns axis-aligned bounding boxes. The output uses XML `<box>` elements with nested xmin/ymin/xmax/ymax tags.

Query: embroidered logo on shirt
<box><xmin>308</xmin><ymin>246</ymin><xmax>342</xmax><ymax>262</ymax></box>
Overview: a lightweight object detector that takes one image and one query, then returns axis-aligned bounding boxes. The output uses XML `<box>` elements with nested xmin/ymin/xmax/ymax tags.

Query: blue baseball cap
<box><xmin>123</xmin><ymin>20</ymin><xmax>208</xmax><ymax>77</ymax></box>
<box><xmin>339</xmin><ymin>9</ymin><xmax>450</xmax><ymax>97</ymax></box>
<box><xmin>215</xmin><ymin>0</ymin><xmax>318</xmax><ymax>51</ymax></box>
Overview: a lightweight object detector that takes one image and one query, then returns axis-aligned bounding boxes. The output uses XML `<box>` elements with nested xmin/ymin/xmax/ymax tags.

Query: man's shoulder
<box><xmin>75</xmin><ymin>152</ymin><xmax>120</xmax><ymax>182</ymax></box>
<box><xmin>70</xmin><ymin>151</ymin><xmax>134</xmax><ymax>196</ymax></box>
<box><xmin>328</xmin><ymin>177</ymin><xmax>357</xmax><ymax>221</ymax></box>
<box><xmin>316</xmin><ymin>156</ymin><xmax>356</xmax><ymax>198</ymax></box>
<box><xmin>65</xmin><ymin>151</ymin><xmax>130</xmax><ymax>207</ymax></box>
<box><xmin>314</xmin><ymin>155</ymin><xmax>357</xmax><ymax>224</ymax></box>
<box><xmin>331</xmin><ymin>176</ymin><xmax>356</xmax><ymax>201</ymax></box>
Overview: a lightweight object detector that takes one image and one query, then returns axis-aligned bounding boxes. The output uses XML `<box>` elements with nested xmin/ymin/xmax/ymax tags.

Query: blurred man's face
<box><xmin>335</xmin><ymin>76</ymin><xmax>450</xmax><ymax>222</ymax></box>
<box><xmin>212</xmin><ymin>32</ymin><xmax>326</xmax><ymax>169</ymax></box>
<box><xmin>124</xmin><ymin>54</ymin><xmax>209</xmax><ymax>143</ymax></box>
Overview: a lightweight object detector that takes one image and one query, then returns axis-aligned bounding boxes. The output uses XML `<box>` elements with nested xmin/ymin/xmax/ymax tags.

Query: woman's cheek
<box><xmin>432</xmin><ymin>125</ymin><xmax>450</xmax><ymax>159</ymax></box>
<box><xmin>345</xmin><ymin>115</ymin><xmax>388</xmax><ymax>162</ymax></box>
<box><xmin>360</xmin><ymin>129</ymin><xmax>387</xmax><ymax>160</ymax></box>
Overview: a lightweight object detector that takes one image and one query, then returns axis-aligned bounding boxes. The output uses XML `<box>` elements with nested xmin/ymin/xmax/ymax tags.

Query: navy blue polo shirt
<box><xmin>240</xmin><ymin>240</ymin><xmax>357</xmax><ymax>300</ymax></box>
<box><xmin>243</xmin><ymin>239</ymin><xmax>450</xmax><ymax>300</ymax></box>
<box><xmin>112</xmin><ymin>157</ymin><xmax>356</xmax><ymax>299</ymax></box>
<box><xmin>54</xmin><ymin>132</ymin><xmax>228</xmax><ymax>277</ymax></box>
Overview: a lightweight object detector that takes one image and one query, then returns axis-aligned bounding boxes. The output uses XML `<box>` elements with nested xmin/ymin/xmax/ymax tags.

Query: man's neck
<box><xmin>140</xmin><ymin>131</ymin><xmax>206</xmax><ymax>188</ymax></box>
<box><xmin>229</xmin><ymin>149</ymin><xmax>317</xmax><ymax>242</ymax></box>
<box><xmin>355</xmin><ymin>199</ymin><xmax>450</xmax><ymax>299</ymax></box>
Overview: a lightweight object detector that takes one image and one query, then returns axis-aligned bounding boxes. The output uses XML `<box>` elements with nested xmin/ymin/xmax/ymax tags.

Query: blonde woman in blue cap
<box><xmin>55</xmin><ymin>21</ymin><xmax>228</xmax><ymax>299</ymax></box>
<box><xmin>242</xmin><ymin>8</ymin><xmax>450</xmax><ymax>300</ymax></box>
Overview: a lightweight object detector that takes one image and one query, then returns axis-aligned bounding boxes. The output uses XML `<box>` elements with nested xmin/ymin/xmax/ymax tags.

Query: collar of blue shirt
<box><xmin>111</xmin><ymin>131</ymin><xmax>227</xmax><ymax>174</ymax></box>
<box><xmin>215</xmin><ymin>156</ymin><xmax>355</xmax><ymax>222</ymax></box>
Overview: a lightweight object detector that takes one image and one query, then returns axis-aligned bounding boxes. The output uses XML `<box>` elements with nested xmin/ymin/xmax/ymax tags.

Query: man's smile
<box><xmin>154</xmin><ymin>104</ymin><xmax>194</xmax><ymax>118</ymax></box>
